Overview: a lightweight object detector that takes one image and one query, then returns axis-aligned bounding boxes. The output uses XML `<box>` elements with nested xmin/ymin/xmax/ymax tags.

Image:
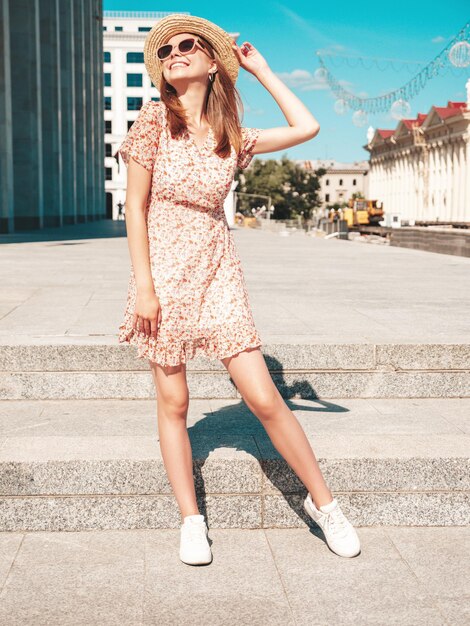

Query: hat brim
<box><xmin>144</xmin><ymin>14</ymin><xmax>240</xmax><ymax>89</ymax></box>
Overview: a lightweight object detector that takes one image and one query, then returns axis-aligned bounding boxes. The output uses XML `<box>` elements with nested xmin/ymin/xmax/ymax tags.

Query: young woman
<box><xmin>118</xmin><ymin>14</ymin><xmax>361</xmax><ymax>566</ymax></box>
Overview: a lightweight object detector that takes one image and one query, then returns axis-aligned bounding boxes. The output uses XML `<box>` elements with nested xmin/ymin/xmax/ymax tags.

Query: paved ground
<box><xmin>0</xmin><ymin>219</ymin><xmax>469</xmax><ymax>344</ymax></box>
<box><xmin>1</xmin><ymin>526</ymin><xmax>469</xmax><ymax>625</ymax></box>
<box><xmin>1</xmin><ymin>220</ymin><xmax>468</xmax><ymax>624</ymax></box>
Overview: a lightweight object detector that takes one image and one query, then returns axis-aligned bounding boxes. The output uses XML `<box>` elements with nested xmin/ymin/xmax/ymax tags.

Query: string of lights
<box><xmin>314</xmin><ymin>20</ymin><xmax>470</xmax><ymax>124</ymax></box>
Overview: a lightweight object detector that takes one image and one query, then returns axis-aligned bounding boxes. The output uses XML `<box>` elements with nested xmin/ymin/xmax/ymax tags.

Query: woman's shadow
<box><xmin>182</xmin><ymin>354</ymin><xmax>350</xmax><ymax>539</ymax></box>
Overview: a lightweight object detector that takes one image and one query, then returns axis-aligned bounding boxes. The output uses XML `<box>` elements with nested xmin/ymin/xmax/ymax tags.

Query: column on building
<box><xmin>453</xmin><ymin>140</ymin><xmax>460</xmax><ymax>222</ymax></box>
<box><xmin>438</xmin><ymin>142</ymin><xmax>445</xmax><ymax>220</ymax></box>
<box><xmin>0</xmin><ymin>0</ymin><xmax>14</xmax><ymax>233</ymax></box>
<box><xmin>465</xmin><ymin>133</ymin><xmax>470</xmax><ymax>224</ymax></box>
<box><xmin>386</xmin><ymin>154</ymin><xmax>392</xmax><ymax>213</ymax></box>
<box><xmin>445</xmin><ymin>142</ymin><xmax>452</xmax><ymax>221</ymax></box>
<box><xmin>94</xmin><ymin>0</ymin><xmax>105</xmax><ymax>220</ymax></box>
<box><xmin>427</xmin><ymin>145</ymin><xmax>434</xmax><ymax>218</ymax></box>
<box><xmin>59</xmin><ymin>0</ymin><xmax>76</xmax><ymax>223</ymax></box>
<box><xmin>400</xmin><ymin>152</ymin><xmax>405</xmax><ymax>219</ymax></box>
<box><xmin>436</xmin><ymin>144</ymin><xmax>442</xmax><ymax>220</ymax></box>
<box><xmin>39</xmin><ymin>0</ymin><xmax>62</xmax><ymax>226</ymax></box>
<box><xmin>435</xmin><ymin>143</ymin><xmax>441</xmax><ymax>220</ymax></box>
<box><xmin>458</xmin><ymin>141</ymin><xmax>466</xmax><ymax>222</ymax></box>
<box><xmin>414</xmin><ymin>149</ymin><xmax>421</xmax><ymax>222</ymax></box>
<box><xmin>83</xmin><ymin>0</ymin><xmax>94</xmax><ymax>220</ymax></box>
<box><xmin>9</xmin><ymin>0</ymin><xmax>43</xmax><ymax>230</ymax></box>
<box><xmin>73</xmin><ymin>2</ymin><xmax>86</xmax><ymax>221</ymax></box>
<box><xmin>405</xmin><ymin>150</ymin><xmax>412</xmax><ymax>222</ymax></box>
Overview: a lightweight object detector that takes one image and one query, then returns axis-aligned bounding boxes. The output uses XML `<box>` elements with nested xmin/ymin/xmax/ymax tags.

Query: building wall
<box><xmin>300</xmin><ymin>160</ymin><xmax>370</xmax><ymax>208</ymax></box>
<box><xmin>0</xmin><ymin>0</ymin><xmax>105</xmax><ymax>234</ymax></box>
<box><xmin>366</xmin><ymin>89</ymin><xmax>470</xmax><ymax>224</ymax></box>
<box><xmin>103</xmin><ymin>12</ymin><xmax>169</xmax><ymax>219</ymax></box>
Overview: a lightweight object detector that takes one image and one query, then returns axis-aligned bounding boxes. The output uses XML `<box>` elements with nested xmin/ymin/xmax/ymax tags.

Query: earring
<box><xmin>209</xmin><ymin>72</ymin><xmax>215</xmax><ymax>82</ymax></box>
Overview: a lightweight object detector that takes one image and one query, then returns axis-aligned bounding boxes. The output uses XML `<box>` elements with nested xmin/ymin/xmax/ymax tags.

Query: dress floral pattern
<box><xmin>118</xmin><ymin>100</ymin><xmax>262</xmax><ymax>367</ymax></box>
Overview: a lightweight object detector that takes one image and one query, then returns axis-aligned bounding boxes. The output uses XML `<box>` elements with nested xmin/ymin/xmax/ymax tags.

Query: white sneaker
<box><xmin>179</xmin><ymin>514</ymin><xmax>212</xmax><ymax>565</ymax></box>
<box><xmin>304</xmin><ymin>494</ymin><xmax>361</xmax><ymax>558</ymax></box>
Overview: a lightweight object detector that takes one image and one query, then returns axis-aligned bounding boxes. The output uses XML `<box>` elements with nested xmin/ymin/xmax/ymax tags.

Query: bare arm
<box><xmin>124</xmin><ymin>157</ymin><xmax>161</xmax><ymax>338</ymax></box>
<box><xmin>232</xmin><ymin>41</ymin><xmax>320</xmax><ymax>154</ymax></box>
<box><xmin>125</xmin><ymin>158</ymin><xmax>154</xmax><ymax>293</ymax></box>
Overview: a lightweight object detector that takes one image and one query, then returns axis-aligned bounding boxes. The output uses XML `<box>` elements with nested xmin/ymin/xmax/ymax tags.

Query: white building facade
<box><xmin>103</xmin><ymin>11</ymin><xmax>173</xmax><ymax>219</ymax></box>
<box><xmin>299</xmin><ymin>159</ymin><xmax>370</xmax><ymax>208</ymax></box>
<box><xmin>103</xmin><ymin>11</ymin><xmax>241</xmax><ymax>225</ymax></box>
<box><xmin>364</xmin><ymin>79</ymin><xmax>470</xmax><ymax>224</ymax></box>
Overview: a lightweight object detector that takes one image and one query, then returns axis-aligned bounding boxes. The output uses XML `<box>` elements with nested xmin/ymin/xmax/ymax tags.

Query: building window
<box><xmin>127</xmin><ymin>52</ymin><xmax>144</xmax><ymax>63</ymax></box>
<box><xmin>115</xmin><ymin>26</ymin><xmax>123</xmax><ymax>31</ymax></box>
<box><xmin>105</xmin><ymin>120</ymin><xmax>112</xmax><ymax>134</ymax></box>
<box><xmin>127</xmin><ymin>120</ymin><xmax>134</xmax><ymax>131</ymax></box>
<box><xmin>105</xmin><ymin>143</ymin><xmax>112</xmax><ymax>157</ymax></box>
<box><xmin>104</xmin><ymin>96</ymin><xmax>112</xmax><ymax>110</ymax></box>
<box><xmin>339</xmin><ymin>179</ymin><xmax>343</xmax><ymax>186</ymax></box>
<box><xmin>325</xmin><ymin>194</ymin><xmax>330</xmax><ymax>202</ymax></box>
<box><xmin>127</xmin><ymin>73</ymin><xmax>143</xmax><ymax>87</ymax></box>
<box><xmin>105</xmin><ymin>167</ymin><xmax>112</xmax><ymax>181</ymax></box>
<box><xmin>104</xmin><ymin>51</ymin><xmax>111</xmax><ymax>63</ymax></box>
<box><xmin>138</xmin><ymin>26</ymin><xmax>152</xmax><ymax>32</ymax></box>
<box><xmin>326</xmin><ymin>179</ymin><xmax>329</xmax><ymax>186</ymax></box>
<box><xmin>127</xmin><ymin>97</ymin><xmax>143</xmax><ymax>111</ymax></box>
<box><xmin>353</xmin><ymin>179</ymin><xmax>356</xmax><ymax>186</ymax></box>
<box><xmin>151</xmin><ymin>97</ymin><xmax>160</xmax><ymax>102</ymax></box>
<box><xmin>104</xmin><ymin>73</ymin><xmax>111</xmax><ymax>87</ymax></box>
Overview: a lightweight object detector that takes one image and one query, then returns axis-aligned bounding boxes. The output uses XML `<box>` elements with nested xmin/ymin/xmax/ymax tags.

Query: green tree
<box><xmin>236</xmin><ymin>155</ymin><xmax>325</xmax><ymax>220</ymax></box>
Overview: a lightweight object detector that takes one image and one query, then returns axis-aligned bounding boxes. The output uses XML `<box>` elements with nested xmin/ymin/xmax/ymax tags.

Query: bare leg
<box><xmin>221</xmin><ymin>347</ymin><xmax>333</xmax><ymax>509</ymax></box>
<box><xmin>149</xmin><ymin>361</ymin><xmax>199</xmax><ymax>520</ymax></box>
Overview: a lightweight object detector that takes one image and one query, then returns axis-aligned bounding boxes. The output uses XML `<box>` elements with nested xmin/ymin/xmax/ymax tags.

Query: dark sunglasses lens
<box><xmin>157</xmin><ymin>45</ymin><xmax>172</xmax><ymax>60</ymax></box>
<box><xmin>179</xmin><ymin>38</ymin><xmax>195</xmax><ymax>53</ymax></box>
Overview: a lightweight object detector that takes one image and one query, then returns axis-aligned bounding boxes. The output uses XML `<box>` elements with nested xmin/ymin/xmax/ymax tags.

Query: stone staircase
<box><xmin>1</xmin><ymin>342</ymin><xmax>469</xmax><ymax>531</ymax></box>
<box><xmin>1</xmin><ymin>342</ymin><xmax>468</xmax><ymax>400</ymax></box>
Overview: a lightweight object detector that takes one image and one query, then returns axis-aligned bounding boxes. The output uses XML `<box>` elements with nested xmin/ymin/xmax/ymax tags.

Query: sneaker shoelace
<box><xmin>185</xmin><ymin>522</ymin><xmax>207</xmax><ymax>544</ymax></box>
<box><xmin>323</xmin><ymin>506</ymin><xmax>350</xmax><ymax>539</ymax></box>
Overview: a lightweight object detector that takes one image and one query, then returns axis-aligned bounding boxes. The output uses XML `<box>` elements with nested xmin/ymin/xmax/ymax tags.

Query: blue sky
<box><xmin>104</xmin><ymin>0</ymin><xmax>470</xmax><ymax>162</ymax></box>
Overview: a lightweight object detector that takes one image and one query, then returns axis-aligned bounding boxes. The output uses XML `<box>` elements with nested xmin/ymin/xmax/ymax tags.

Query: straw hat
<box><xmin>144</xmin><ymin>14</ymin><xmax>240</xmax><ymax>88</ymax></box>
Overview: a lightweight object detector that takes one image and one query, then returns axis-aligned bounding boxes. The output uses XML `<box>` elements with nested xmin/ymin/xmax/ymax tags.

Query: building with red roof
<box><xmin>363</xmin><ymin>80</ymin><xmax>470</xmax><ymax>224</ymax></box>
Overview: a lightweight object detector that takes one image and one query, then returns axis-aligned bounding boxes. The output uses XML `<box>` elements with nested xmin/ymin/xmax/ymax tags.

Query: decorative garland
<box><xmin>314</xmin><ymin>20</ymin><xmax>470</xmax><ymax>125</ymax></box>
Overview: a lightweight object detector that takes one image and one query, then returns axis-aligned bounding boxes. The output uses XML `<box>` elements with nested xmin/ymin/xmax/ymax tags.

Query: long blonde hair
<box><xmin>159</xmin><ymin>34</ymin><xmax>246</xmax><ymax>158</ymax></box>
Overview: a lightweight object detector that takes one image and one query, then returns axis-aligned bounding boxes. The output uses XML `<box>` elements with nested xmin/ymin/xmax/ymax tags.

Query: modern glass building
<box><xmin>0</xmin><ymin>0</ymin><xmax>105</xmax><ymax>234</ymax></box>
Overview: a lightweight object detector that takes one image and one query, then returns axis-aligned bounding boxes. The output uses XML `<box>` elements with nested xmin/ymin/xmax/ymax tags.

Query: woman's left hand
<box><xmin>231</xmin><ymin>41</ymin><xmax>269</xmax><ymax>76</ymax></box>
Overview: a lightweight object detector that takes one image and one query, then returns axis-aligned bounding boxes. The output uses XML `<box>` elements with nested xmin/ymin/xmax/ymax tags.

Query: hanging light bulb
<box><xmin>448</xmin><ymin>41</ymin><xmax>470</xmax><ymax>67</ymax></box>
<box><xmin>334</xmin><ymin>98</ymin><xmax>349</xmax><ymax>115</ymax></box>
<box><xmin>390</xmin><ymin>98</ymin><xmax>412</xmax><ymax>120</ymax></box>
<box><xmin>352</xmin><ymin>110</ymin><xmax>368</xmax><ymax>127</ymax></box>
<box><xmin>314</xmin><ymin>67</ymin><xmax>328</xmax><ymax>82</ymax></box>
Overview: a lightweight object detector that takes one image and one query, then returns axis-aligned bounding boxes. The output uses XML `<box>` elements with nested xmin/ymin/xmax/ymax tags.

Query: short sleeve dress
<box><xmin>117</xmin><ymin>100</ymin><xmax>263</xmax><ymax>367</ymax></box>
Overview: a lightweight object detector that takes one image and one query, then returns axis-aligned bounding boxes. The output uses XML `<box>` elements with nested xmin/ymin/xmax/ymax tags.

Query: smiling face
<box><xmin>161</xmin><ymin>32</ymin><xmax>217</xmax><ymax>87</ymax></box>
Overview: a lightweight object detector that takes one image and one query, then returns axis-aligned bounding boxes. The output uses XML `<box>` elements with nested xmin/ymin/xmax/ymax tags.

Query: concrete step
<box><xmin>1</xmin><ymin>397</ymin><xmax>468</xmax><ymax>530</ymax></box>
<box><xmin>1</xmin><ymin>342</ymin><xmax>469</xmax><ymax>399</ymax></box>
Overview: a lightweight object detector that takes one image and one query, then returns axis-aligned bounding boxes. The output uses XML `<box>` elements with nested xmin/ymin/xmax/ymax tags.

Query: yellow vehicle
<box><xmin>243</xmin><ymin>216</ymin><xmax>258</xmax><ymax>228</ymax></box>
<box><xmin>342</xmin><ymin>199</ymin><xmax>384</xmax><ymax>227</ymax></box>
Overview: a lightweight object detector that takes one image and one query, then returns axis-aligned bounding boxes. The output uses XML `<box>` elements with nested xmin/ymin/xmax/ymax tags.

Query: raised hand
<box><xmin>231</xmin><ymin>41</ymin><xmax>269</xmax><ymax>76</ymax></box>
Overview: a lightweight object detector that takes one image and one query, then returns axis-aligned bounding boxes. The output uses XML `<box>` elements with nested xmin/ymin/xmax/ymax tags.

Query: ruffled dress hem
<box><xmin>118</xmin><ymin>317</ymin><xmax>262</xmax><ymax>367</ymax></box>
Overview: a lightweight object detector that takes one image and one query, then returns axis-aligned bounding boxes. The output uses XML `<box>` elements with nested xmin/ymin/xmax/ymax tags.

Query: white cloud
<box><xmin>247</xmin><ymin>68</ymin><xmax>355</xmax><ymax>93</ymax></box>
<box><xmin>276</xmin><ymin>69</ymin><xmax>324</xmax><ymax>91</ymax></box>
<box><xmin>244</xmin><ymin>104</ymin><xmax>265</xmax><ymax>116</ymax></box>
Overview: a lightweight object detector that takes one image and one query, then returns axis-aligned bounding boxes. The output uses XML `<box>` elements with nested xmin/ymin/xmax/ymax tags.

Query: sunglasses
<box><xmin>157</xmin><ymin>37</ymin><xmax>214</xmax><ymax>61</ymax></box>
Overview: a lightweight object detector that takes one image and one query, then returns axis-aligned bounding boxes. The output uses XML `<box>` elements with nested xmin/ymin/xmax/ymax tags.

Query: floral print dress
<box><xmin>117</xmin><ymin>100</ymin><xmax>262</xmax><ymax>367</ymax></box>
